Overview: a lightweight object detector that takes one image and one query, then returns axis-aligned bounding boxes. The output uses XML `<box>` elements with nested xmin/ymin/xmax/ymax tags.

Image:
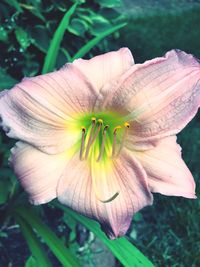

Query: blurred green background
<box><xmin>0</xmin><ymin>0</ymin><xmax>200</xmax><ymax>266</ymax></box>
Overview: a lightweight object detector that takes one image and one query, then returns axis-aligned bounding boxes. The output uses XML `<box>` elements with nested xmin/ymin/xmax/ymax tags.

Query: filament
<box><xmin>115</xmin><ymin>122</ymin><xmax>130</xmax><ymax>157</ymax></box>
<box><xmin>84</xmin><ymin>118</ymin><xmax>96</xmax><ymax>159</ymax></box>
<box><xmin>112</xmin><ymin>126</ymin><xmax>121</xmax><ymax>158</ymax></box>
<box><xmin>79</xmin><ymin>127</ymin><xmax>86</xmax><ymax>160</ymax></box>
<box><xmin>97</xmin><ymin>125</ymin><xmax>109</xmax><ymax>162</ymax></box>
<box><xmin>90</xmin><ymin>119</ymin><xmax>103</xmax><ymax>144</ymax></box>
<box><xmin>80</xmin><ymin>116</ymin><xmax>130</xmax><ymax>162</ymax></box>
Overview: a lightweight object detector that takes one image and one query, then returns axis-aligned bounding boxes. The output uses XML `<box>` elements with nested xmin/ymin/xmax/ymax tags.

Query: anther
<box><xmin>97</xmin><ymin>125</ymin><xmax>109</xmax><ymax>162</ymax></box>
<box><xmin>80</xmin><ymin>127</ymin><xmax>86</xmax><ymax>160</ymax></box>
<box><xmin>91</xmin><ymin>117</ymin><xmax>96</xmax><ymax>123</ymax></box>
<box><xmin>124</xmin><ymin>122</ymin><xmax>130</xmax><ymax>128</ymax></box>
<box><xmin>90</xmin><ymin>119</ymin><xmax>103</xmax><ymax>144</ymax></box>
<box><xmin>85</xmin><ymin>118</ymin><xmax>104</xmax><ymax>160</ymax></box>
<box><xmin>97</xmin><ymin>118</ymin><xmax>103</xmax><ymax>124</ymax></box>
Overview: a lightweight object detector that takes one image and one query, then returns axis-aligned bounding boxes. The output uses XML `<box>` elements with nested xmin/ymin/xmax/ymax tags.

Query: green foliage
<box><xmin>0</xmin><ymin>1</ymin><xmax>200</xmax><ymax>267</ymax></box>
<box><xmin>15</xmin><ymin>215</ymin><xmax>52</xmax><ymax>267</ymax></box>
<box><xmin>42</xmin><ymin>2</ymin><xmax>78</xmax><ymax>74</ymax></box>
<box><xmin>0</xmin><ymin>69</ymin><xmax>17</xmax><ymax>90</ymax></box>
<box><xmin>0</xmin><ymin>0</ymin><xmax>124</xmax><ymax>80</ymax></box>
<box><xmin>15</xmin><ymin>27</ymin><xmax>31</xmax><ymax>50</ymax></box>
<box><xmin>55</xmin><ymin>202</ymin><xmax>154</xmax><ymax>267</ymax></box>
<box><xmin>15</xmin><ymin>206</ymin><xmax>81</xmax><ymax>267</ymax></box>
<box><xmin>25</xmin><ymin>256</ymin><xmax>39</xmax><ymax>267</ymax></box>
<box><xmin>72</xmin><ymin>22</ymin><xmax>127</xmax><ymax>60</ymax></box>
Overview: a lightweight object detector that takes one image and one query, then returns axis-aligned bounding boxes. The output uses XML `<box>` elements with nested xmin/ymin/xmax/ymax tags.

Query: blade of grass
<box><xmin>15</xmin><ymin>206</ymin><xmax>80</xmax><ymax>267</ymax></box>
<box><xmin>54</xmin><ymin>202</ymin><xmax>155</xmax><ymax>267</ymax></box>
<box><xmin>42</xmin><ymin>3</ymin><xmax>78</xmax><ymax>74</ymax></box>
<box><xmin>15</xmin><ymin>214</ymin><xmax>52</xmax><ymax>267</ymax></box>
<box><xmin>71</xmin><ymin>22</ymin><xmax>127</xmax><ymax>61</ymax></box>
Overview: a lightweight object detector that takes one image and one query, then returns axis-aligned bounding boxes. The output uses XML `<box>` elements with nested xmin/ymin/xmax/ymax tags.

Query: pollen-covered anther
<box><xmin>124</xmin><ymin>122</ymin><xmax>130</xmax><ymax>128</ymax></box>
<box><xmin>91</xmin><ymin>117</ymin><xmax>96</xmax><ymax>122</ymax></box>
<box><xmin>97</xmin><ymin>118</ymin><xmax>103</xmax><ymax>124</ymax></box>
<box><xmin>90</xmin><ymin>119</ymin><xmax>103</xmax><ymax>144</ymax></box>
<box><xmin>113</xmin><ymin>122</ymin><xmax>130</xmax><ymax>158</ymax></box>
<box><xmin>84</xmin><ymin>118</ymin><xmax>104</xmax><ymax>160</ymax></box>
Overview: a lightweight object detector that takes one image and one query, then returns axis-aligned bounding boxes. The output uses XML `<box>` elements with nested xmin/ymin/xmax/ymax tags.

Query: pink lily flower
<box><xmin>0</xmin><ymin>48</ymin><xmax>200</xmax><ymax>239</ymax></box>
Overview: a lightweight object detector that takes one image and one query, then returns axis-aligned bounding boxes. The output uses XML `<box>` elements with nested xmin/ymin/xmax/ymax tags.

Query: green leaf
<box><xmin>0</xmin><ymin>26</ymin><xmax>8</xmax><ymax>42</ymax></box>
<box><xmin>25</xmin><ymin>256</ymin><xmax>38</xmax><ymax>267</ymax></box>
<box><xmin>54</xmin><ymin>203</ymin><xmax>155</xmax><ymax>267</ymax></box>
<box><xmin>68</xmin><ymin>18</ymin><xmax>88</xmax><ymax>37</ymax></box>
<box><xmin>71</xmin><ymin>22</ymin><xmax>127</xmax><ymax>61</ymax></box>
<box><xmin>0</xmin><ymin>179</ymin><xmax>12</xmax><ymax>204</ymax></box>
<box><xmin>60</xmin><ymin>48</ymin><xmax>72</xmax><ymax>62</ymax></box>
<box><xmin>15</xmin><ymin>215</ymin><xmax>52</xmax><ymax>267</ymax></box>
<box><xmin>89</xmin><ymin>15</ymin><xmax>111</xmax><ymax>36</ymax></box>
<box><xmin>15</xmin><ymin>206</ymin><xmax>81</xmax><ymax>267</ymax></box>
<box><xmin>42</xmin><ymin>3</ymin><xmax>78</xmax><ymax>74</ymax></box>
<box><xmin>95</xmin><ymin>0</ymin><xmax>122</xmax><ymax>8</ymax></box>
<box><xmin>30</xmin><ymin>25</ymin><xmax>51</xmax><ymax>53</ymax></box>
<box><xmin>15</xmin><ymin>27</ymin><xmax>31</xmax><ymax>50</ymax></box>
<box><xmin>0</xmin><ymin>69</ymin><xmax>18</xmax><ymax>90</ymax></box>
<box><xmin>2</xmin><ymin>0</ymin><xmax>23</xmax><ymax>12</ymax></box>
<box><xmin>20</xmin><ymin>2</ymin><xmax>45</xmax><ymax>22</ymax></box>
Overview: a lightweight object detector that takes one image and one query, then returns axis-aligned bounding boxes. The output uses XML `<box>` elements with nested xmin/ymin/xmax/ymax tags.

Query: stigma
<box><xmin>79</xmin><ymin>117</ymin><xmax>130</xmax><ymax>161</ymax></box>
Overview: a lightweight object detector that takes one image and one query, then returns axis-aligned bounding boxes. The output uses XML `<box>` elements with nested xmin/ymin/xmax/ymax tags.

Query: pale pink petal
<box><xmin>98</xmin><ymin>50</ymin><xmax>200</xmax><ymax>144</ymax></box>
<box><xmin>57</xmin><ymin>150</ymin><xmax>153</xmax><ymax>239</ymax></box>
<box><xmin>0</xmin><ymin>90</ymin><xmax>8</xmax><ymax>98</ymax></box>
<box><xmin>0</xmin><ymin>65</ymin><xmax>97</xmax><ymax>154</ymax></box>
<box><xmin>9</xmin><ymin>142</ymin><xmax>69</xmax><ymax>204</ymax></box>
<box><xmin>73</xmin><ymin>48</ymin><xmax>134</xmax><ymax>92</ymax></box>
<box><xmin>134</xmin><ymin>136</ymin><xmax>196</xmax><ymax>198</ymax></box>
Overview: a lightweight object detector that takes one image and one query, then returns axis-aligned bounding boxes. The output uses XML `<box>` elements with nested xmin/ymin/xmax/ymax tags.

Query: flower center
<box><xmin>78</xmin><ymin>112</ymin><xmax>130</xmax><ymax>162</ymax></box>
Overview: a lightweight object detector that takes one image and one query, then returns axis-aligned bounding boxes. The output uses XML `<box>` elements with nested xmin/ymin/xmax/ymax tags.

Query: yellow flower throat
<box><xmin>78</xmin><ymin>113</ymin><xmax>130</xmax><ymax>162</ymax></box>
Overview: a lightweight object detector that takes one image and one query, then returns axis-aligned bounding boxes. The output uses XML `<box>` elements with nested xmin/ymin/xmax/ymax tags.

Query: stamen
<box><xmin>116</xmin><ymin>122</ymin><xmax>130</xmax><ymax>157</ymax></box>
<box><xmin>85</xmin><ymin>118</ymin><xmax>103</xmax><ymax>159</ymax></box>
<box><xmin>90</xmin><ymin>119</ymin><xmax>103</xmax><ymax>144</ymax></box>
<box><xmin>97</xmin><ymin>125</ymin><xmax>109</xmax><ymax>162</ymax></box>
<box><xmin>84</xmin><ymin>118</ymin><xmax>96</xmax><ymax>159</ymax></box>
<box><xmin>112</xmin><ymin>126</ymin><xmax>121</xmax><ymax>158</ymax></box>
<box><xmin>79</xmin><ymin>127</ymin><xmax>86</xmax><ymax>160</ymax></box>
<box><xmin>124</xmin><ymin>122</ymin><xmax>130</xmax><ymax>128</ymax></box>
